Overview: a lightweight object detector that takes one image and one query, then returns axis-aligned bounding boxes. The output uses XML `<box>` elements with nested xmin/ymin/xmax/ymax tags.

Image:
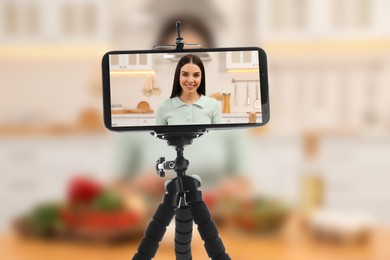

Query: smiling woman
<box><xmin>155</xmin><ymin>54</ymin><xmax>222</xmax><ymax>125</ymax></box>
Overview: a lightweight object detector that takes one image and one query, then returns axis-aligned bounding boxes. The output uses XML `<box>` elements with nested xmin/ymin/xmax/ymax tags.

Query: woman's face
<box><xmin>179</xmin><ymin>63</ymin><xmax>202</xmax><ymax>95</ymax></box>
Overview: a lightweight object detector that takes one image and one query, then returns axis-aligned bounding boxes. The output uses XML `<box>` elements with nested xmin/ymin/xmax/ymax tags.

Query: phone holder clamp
<box><xmin>153</xmin><ymin>21</ymin><xmax>202</xmax><ymax>51</ymax></box>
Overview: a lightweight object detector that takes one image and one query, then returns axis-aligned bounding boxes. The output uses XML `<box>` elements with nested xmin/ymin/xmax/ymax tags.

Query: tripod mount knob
<box><xmin>156</xmin><ymin>157</ymin><xmax>176</xmax><ymax>177</ymax></box>
<box><xmin>156</xmin><ymin>157</ymin><xmax>166</xmax><ymax>177</ymax></box>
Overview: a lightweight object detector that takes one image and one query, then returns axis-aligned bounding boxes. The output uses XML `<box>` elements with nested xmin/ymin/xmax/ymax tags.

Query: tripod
<box><xmin>132</xmin><ymin>131</ymin><xmax>231</xmax><ymax>260</ymax></box>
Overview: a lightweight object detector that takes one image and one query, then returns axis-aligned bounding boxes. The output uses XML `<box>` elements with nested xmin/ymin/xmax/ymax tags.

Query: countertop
<box><xmin>1</xmin><ymin>215</ymin><xmax>389</xmax><ymax>260</ymax></box>
<box><xmin>111</xmin><ymin>112</ymin><xmax>260</xmax><ymax>115</ymax></box>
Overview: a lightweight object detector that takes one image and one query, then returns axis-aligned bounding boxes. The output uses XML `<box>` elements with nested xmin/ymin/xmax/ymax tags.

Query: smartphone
<box><xmin>101</xmin><ymin>47</ymin><xmax>269</xmax><ymax>133</ymax></box>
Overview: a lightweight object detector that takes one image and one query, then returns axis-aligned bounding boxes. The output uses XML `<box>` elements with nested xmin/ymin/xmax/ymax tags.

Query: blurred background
<box><xmin>1</xmin><ymin>0</ymin><xmax>390</xmax><ymax>259</ymax></box>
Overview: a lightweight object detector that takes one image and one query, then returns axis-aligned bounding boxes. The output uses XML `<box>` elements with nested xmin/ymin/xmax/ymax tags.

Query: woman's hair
<box><xmin>170</xmin><ymin>54</ymin><xmax>206</xmax><ymax>98</ymax></box>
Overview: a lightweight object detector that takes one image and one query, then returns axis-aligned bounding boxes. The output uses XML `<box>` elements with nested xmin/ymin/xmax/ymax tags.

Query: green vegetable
<box><xmin>25</xmin><ymin>203</ymin><xmax>63</xmax><ymax>236</ymax></box>
<box><xmin>93</xmin><ymin>189</ymin><xmax>122</xmax><ymax>212</ymax></box>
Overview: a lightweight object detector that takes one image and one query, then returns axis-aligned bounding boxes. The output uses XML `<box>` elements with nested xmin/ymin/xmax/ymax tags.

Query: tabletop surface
<box><xmin>1</xmin><ymin>216</ymin><xmax>390</xmax><ymax>260</ymax></box>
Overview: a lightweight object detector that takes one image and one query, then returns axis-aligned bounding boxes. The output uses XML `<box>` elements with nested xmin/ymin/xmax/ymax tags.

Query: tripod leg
<box><xmin>190</xmin><ymin>201</ymin><xmax>231</xmax><ymax>260</ymax></box>
<box><xmin>133</xmin><ymin>203</ymin><xmax>176</xmax><ymax>260</ymax></box>
<box><xmin>174</xmin><ymin>205</ymin><xmax>193</xmax><ymax>260</ymax></box>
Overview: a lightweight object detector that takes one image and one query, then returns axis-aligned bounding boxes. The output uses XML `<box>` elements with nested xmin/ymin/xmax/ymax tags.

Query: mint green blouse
<box><xmin>155</xmin><ymin>95</ymin><xmax>222</xmax><ymax>125</ymax></box>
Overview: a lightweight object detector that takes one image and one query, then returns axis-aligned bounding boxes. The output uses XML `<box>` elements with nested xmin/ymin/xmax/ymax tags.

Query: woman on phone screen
<box><xmin>156</xmin><ymin>54</ymin><xmax>222</xmax><ymax>125</ymax></box>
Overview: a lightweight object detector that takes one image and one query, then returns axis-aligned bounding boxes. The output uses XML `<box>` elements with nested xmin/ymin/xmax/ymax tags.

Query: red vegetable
<box><xmin>68</xmin><ymin>176</ymin><xmax>103</xmax><ymax>204</ymax></box>
<box><xmin>60</xmin><ymin>210</ymin><xmax>140</xmax><ymax>229</ymax></box>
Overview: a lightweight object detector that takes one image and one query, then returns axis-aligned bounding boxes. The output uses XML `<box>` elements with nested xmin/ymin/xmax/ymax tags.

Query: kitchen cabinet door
<box><xmin>111</xmin><ymin>115</ymin><xmax>156</xmax><ymax>126</ymax></box>
<box><xmin>222</xmin><ymin>117</ymin><xmax>237</xmax><ymax>124</ymax></box>
<box><xmin>110</xmin><ymin>54</ymin><xmax>153</xmax><ymax>70</ymax></box>
<box><xmin>137</xmin><ymin>118</ymin><xmax>154</xmax><ymax>126</ymax></box>
<box><xmin>0</xmin><ymin>136</ymin><xmax>114</xmax><ymax>231</ymax></box>
<box><xmin>221</xmin><ymin>114</ymin><xmax>262</xmax><ymax>124</ymax></box>
<box><xmin>111</xmin><ymin>117</ymin><xmax>138</xmax><ymax>127</ymax></box>
<box><xmin>226</xmin><ymin>51</ymin><xmax>259</xmax><ymax>69</ymax></box>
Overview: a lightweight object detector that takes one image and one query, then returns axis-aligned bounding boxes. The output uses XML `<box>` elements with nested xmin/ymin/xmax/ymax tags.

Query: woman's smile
<box><xmin>184</xmin><ymin>83</ymin><xmax>196</xmax><ymax>90</ymax></box>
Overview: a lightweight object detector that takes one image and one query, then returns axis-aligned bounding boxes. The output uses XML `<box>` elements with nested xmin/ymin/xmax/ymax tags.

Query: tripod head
<box><xmin>152</xmin><ymin>130</ymin><xmax>206</xmax><ymax>177</ymax></box>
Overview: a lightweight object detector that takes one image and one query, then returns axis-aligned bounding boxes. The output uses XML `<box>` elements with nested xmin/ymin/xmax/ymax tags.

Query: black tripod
<box><xmin>132</xmin><ymin>131</ymin><xmax>231</xmax><ymax>260</ymax></box>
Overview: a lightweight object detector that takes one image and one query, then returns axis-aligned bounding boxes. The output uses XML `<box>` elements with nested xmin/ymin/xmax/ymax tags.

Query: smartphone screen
<box><xmin>102</xmin><ymin>47</ymin><xmax>269</xmax><ymax>132</ymax></box>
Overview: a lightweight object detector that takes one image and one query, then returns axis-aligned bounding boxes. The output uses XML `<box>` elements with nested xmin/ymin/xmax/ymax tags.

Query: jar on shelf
<box><xmin>222</xmin><ymin>93</ymin><xmax>231</xmax><ymax>113</ymax></box>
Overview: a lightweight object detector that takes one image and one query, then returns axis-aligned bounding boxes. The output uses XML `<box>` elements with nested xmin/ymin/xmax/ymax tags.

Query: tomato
<box><xmin>68</xmin><ymin>176</ymin><xmax>103</xmax><ymax>204</ymax></box>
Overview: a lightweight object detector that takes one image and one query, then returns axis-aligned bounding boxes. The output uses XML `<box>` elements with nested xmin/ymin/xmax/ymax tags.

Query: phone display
<box><xmin>101</xmin><ymin>47</ymin><xmax>269</xmax><ymax>132</ymax></box>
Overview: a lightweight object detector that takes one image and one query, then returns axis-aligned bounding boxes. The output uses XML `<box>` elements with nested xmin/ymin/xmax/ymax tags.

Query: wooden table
<box><xmin>1</xmin><ymin>216</ymin><xmax>390</xmax><ymax>260</ymax></box>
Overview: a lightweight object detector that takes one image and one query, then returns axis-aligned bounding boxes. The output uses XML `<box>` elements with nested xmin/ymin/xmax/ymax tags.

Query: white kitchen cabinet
<box><xmin>257</xmin><ymin>0</ymin><xmax>386</xmax><ymax>41</ymax></box>
<box><xmin>249</xmin><ymin>135</ymin><xmax>390</xmax><ymax>226</ymax></box>
<box><xmin>0</xmin><ymin>0</ymin><xmax>109</xmax><ymax>43</ymax></box>
<box><xmin>137</xmin><ymin>117</ymin><xmax>155</xmax><ymax>126</ymax></box>
<box><xmin>109</xmin><ymin>54</ymin><xmax>153</xmax><ymax>70</ymax></box>
<box><xmin>222</xmin><ymin>117</ymin><xmax>237</xmax><ymax>124</ymax></box>
<box><xmin>320</xmin><ymin>137</ymin><xmax>390</xmax><ymax>225</ymax></box>
<box><xmin>111</xmin><ymin>117</ymin><xmax>138</xmax><ymax>127</ymax></box>
<box><xmin>222</xmin><ymin>113</ymin><xmax>262</xmax><ymax>124</ymax></box>
<box><xmin>112</xmin><ymin>114</ymin><xmax>155</xmax><ymax>126</ymax></box>
<box><xmin>0</xmin><ymin>136</ymin><xmax>115</xmax><ymax>232</ymax></box>
<box><xmin>226</xmin><ymin>51</ymin><xmax>259</xmax><ymax>69</ymax></box>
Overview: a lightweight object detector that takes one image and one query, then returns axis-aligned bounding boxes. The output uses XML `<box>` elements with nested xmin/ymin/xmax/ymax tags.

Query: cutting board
<box><xmin>112</xmin><ymin>101</ymin><xmax>153</xmax><ymax>114</ymax></box>
<box><xmin>111</xmin><ymin>109</ymin><xmax>153</xmax><ymax>114</ymax></box>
